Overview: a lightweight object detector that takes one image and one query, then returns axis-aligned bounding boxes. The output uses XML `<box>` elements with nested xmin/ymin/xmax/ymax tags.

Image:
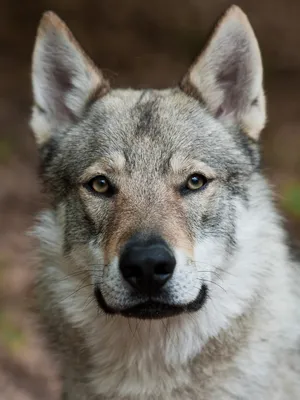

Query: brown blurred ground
<box><xmin>0</xmin><ymin>1</ymin><xmax>300</xmax><ymax>399</ymax></box>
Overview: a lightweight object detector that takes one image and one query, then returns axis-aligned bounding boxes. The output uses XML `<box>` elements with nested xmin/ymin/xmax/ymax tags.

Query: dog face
<box><xmin>31</xmin><ymin>6</ymin><xmax>266</xmax><ymax>320</ymax></box>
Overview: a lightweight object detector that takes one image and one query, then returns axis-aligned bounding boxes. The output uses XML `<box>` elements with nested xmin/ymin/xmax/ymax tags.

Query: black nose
<box><xmin>119</xmin><ymin>236</ymin><xmax>176</xmax><ymax>295</ymax></box>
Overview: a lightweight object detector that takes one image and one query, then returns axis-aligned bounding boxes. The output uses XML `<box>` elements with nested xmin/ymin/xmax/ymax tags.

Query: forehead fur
<box><xmin>40</xmin><ymin>87</ymin><xmax>259</xmax><ymax>193</ymax></box>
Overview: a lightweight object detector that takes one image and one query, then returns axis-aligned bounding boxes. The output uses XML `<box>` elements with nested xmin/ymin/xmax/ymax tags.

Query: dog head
<box><xmin>31</xmin><ymin>6</ymin><xmax>267</xmax><ymax>321</ymax></box>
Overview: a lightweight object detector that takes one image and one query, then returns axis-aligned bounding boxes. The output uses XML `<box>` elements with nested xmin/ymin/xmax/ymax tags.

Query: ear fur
<box><xmin>31</xmin><ymin>11</ymin><xmax>110</xmax><ymax>146</ymax></box>
<box><xmin>181</xmin><ymin>5</ymin><xmax>266</xmax><ymax>140</ymax></box>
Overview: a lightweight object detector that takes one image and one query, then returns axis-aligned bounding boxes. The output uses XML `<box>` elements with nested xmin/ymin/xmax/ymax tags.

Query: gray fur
<box><xmin>30</xmin><ymin>6</ymin><xmax>300</xmax><ymax>400</ymax></box>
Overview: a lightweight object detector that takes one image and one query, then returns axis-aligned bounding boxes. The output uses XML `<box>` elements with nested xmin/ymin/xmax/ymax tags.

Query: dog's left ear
<box><xmin>180</xmin><ymin>5</ymin><xmax>266</xmax><ymax>141</ymax></box>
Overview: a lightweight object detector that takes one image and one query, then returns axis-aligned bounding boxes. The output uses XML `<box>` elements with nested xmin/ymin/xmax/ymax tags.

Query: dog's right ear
<box><xmin>31</xmin><ymin>12</ymin><xmax>110</xmax><ymax>146</ymax></box>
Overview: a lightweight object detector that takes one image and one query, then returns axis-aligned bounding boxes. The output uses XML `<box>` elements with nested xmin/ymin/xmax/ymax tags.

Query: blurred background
<box><xmin>0</xmin><ymin>0</ymin><xmax>300</xmax><ymax>398</ymax></box>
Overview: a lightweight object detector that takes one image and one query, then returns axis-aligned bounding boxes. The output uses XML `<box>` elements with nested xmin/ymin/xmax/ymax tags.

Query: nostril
<box><xmin>154</xmin><ymin>262</ymin><xmax>173</xmax><ymax>277</ymax></box>
<box><xmin>121</xmin><ymin>264</ymin><xmax>143</xmax><ymax>279</ymax></box>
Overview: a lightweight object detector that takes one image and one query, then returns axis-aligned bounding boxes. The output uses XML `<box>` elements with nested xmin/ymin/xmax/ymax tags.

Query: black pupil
<box><xmin>191</xmin><ymin>175</ymin><xmax>201</xmax><ymax>185</ymax></box>
<box><xmin>97</xmin><ymin>177</ymin><xmax>107</xmax><ymax>187</ymax></box>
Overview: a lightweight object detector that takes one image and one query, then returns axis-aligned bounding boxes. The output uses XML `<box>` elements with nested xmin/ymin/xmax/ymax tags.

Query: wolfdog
<box><xmin>30</xmin><ymin>5</ymin><xmax>300</xmax><ymax>399</ymax></box>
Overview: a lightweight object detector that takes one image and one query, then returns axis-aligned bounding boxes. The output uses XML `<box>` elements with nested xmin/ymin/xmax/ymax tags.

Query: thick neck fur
<box><xmin>33</xmin><ymin>175</ymin><xmax>299</xmax><ymax>399</ymax></box>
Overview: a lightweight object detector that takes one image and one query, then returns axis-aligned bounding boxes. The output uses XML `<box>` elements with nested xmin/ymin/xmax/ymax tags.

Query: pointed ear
<box><xmin>30</xmin><ymin>12</ymin><xmax>110</xmax><ymax>146</ymax></box>
<box><xmin>180</xmin><ymin>5</ymin><xmax>266</xmax><ymax>141</ymax></box>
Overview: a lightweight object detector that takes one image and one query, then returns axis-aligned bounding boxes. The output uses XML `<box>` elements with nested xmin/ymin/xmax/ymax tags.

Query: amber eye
<box><xmin>186</xmin><ymin>174</ymin><xmax>207</xmax><ymax>191</ymax></box>
<box><xmin>88</xmin><ymin>175</ymin><xmax>110</xmax><ymax>194</ymax></box>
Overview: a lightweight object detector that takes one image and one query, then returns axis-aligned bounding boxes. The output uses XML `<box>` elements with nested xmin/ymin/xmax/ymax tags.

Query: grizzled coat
<box><xmin>30</xmin><ymin>5</ymin><xmax>300</xmax><ymax>400</ymax></box>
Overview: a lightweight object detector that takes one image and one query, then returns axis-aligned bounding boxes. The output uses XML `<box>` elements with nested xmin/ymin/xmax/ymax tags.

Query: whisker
<box><xmin>83</xmin><ymin>293</ymin><xmax>96</xmax><ymax>310</ymax></box>
<box><xmin>57</xmin><ymin>282</ymin><xmax>94</xmax><ymax>305</ymax></box>
<box><xmin>197</xmin><ymin>278</ymin><xmax>227</xmax><ymax>293</ymax></box>
<box><xmin>190</xmin><ymin>261</ymin><xmax>233</xmax><ymax>276</ymax></box>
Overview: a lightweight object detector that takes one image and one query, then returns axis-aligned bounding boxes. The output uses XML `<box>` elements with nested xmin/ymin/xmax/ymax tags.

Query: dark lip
<box><xmin>94</xmin><ymin>284</ymin><xmax>208</xmax><ymax>320</ymax></box>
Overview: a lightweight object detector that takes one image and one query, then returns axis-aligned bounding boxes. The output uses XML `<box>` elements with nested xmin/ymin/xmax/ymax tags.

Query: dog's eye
<box><xmin>186</xmin><ymin>174</ymin><xmax>207</xmax><ymax>191</ymax></box>
<box><xmin>87</xmin><ymin>175</ymin><xmax>110</xmax><ymax>194</ymax></box>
